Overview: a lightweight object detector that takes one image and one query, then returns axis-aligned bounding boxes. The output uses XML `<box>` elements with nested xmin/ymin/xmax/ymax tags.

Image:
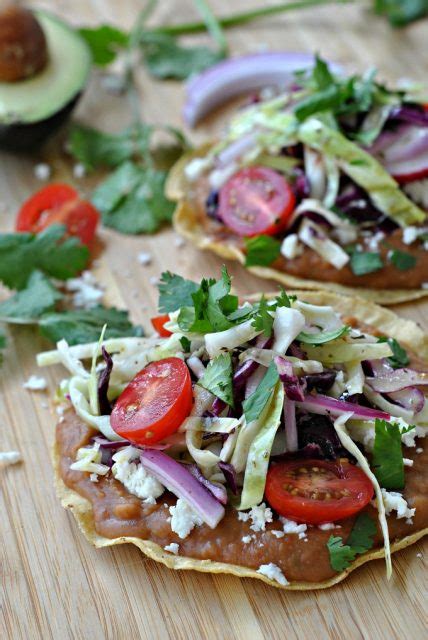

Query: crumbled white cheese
<box><xmin>416</xmin><ymin>447</ymin><xmax>423</xmax><ymax>454</ymax></box>
<box><xmin>65</xmin><ymin>271</ymin><xmax>104</xmax><ymax>309</ymax></box>
<box><xmin>257</xmin><ymin>563</ymin><xmax>288</xmax><ymax>586</ymax></box>
<box><xmin>242</xmin><ymin>535</ymin><xmax>252</xmax><ymax>544</ymax></box>
<box><xmin>150</xmin><ymin>276</ymin><xmax>159</xmax><ymax>286</ymax></box>
<box><xmin>280</xmin><ymin>234</ymin><xmax>304</xmax><ymax>260</ymax></box>
<box><xmin>416</xmin><ymin>552</ymin><xmax>423</xmax><ymax>559</ymax></box>
<box><xmin>403</xmin><ymin>458</ymin><xmax>414</xmax><ymax>467</ymax></box>
<box><xmin>174</xmin><ymin>236</ymin><xmax>185</xmax><ymax>248</ymax></box>
<box><xmin>184</xmin><ymin>156</ymin><xmax>212</xmax><ymax>182</ymax></box>
<box><xmin>298</xmin><ymin>219</ymin><xmax>350</xmax><ymax>269</ymax></box>
<box><xmin>366</xmin><ymin>231</ymin><xmax>385</xmax><ymax>251</ymax></box>
<box><xmin>73</xmin><ymin>163</ymin><xmax>86</xmax><ymax>179</ymax></box>
<box><xmin>381</xmin><ymin>489</ymin><xmax>416</xmax><ymax>522</ymax></box>
<box><xmin>23</xmin><ymin>375</ymin><xmax>47</xmax><ymax>391</ymax></box>
<box><xmin>90</xmin><ymin>473</ymin><xmax>99</xmax><ymax>482</ymax></box>
<box><xmin>169</xmin><ymin>498</ymin><xmax>203</xmax><ymax>539</ymax></box>
<box><xmin>280</xmin><ymin>517</ymin><xmax>307</xmax><ymax>538</ymax></box>
<box><xmin>238</xmin><ymin>503</ymin><xmax>273</xmax><ymax>532</ymax></box>
<box><xmin>209</xmin><ymin>163</ymin><xmax>238</xmax><ymax>190</ymax></box>
<box><xmin>70</xmin><ymin>443</ymin><xmax>110</xmax><ymax>476</ymax></box>
<box><xmin>34</xmin><ymin>163</ymin><xmax>51</xmax><ymax>181</ymax></box>
<box><xmin>164</xmin><ymin>542</ymin><xmax>179</xmax><ymax>555</ymax></box>
<box><xmin>271</xmin><ymin>530</ymin><xmax>285</xmax><ymax>538</ymax></box>
<box><xmin>137</xmin><ymin>251</ymin><xmax>152</xmax><ymax>266</ymax></box>
<box><xmin>112</xmin><ymin>447</ymin><xmax>164</xmax><ymax>503</ymax></box>
<box><xmin>318</xmin><ymin>522</ymin><xmax>336</xmax><ymax>531</ymax></box>
<box><xmin>403</xmin><ymin>226</ymin><xmax>419</xmax><ymax>245</ymax></box>
<box><xmin>0</xmin><ymin>451</ymin><xmax>22</xmax><ymax>465</ymax></box>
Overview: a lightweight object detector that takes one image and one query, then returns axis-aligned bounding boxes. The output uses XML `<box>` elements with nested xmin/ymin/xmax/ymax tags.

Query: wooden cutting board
<box><xmin>1</xmin><ymin>2</ymin><xmax>426</xmax><ymax>638</ymax></box>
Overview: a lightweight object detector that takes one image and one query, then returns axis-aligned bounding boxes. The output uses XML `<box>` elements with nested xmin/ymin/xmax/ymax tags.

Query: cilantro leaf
<box><xmin>312</xmin><ymin>54</ymin><xmax>335</xmax><ymax>90</ymax></box>
<box><xmin>244</xmin><ymin>235</ymin><xmax>281</xmax><ymax>267</ymax></box>
<box><xmin>327</xmin><ymin>536</ymin><xmax>357</xmax><ymax>572</ymax></box>
<box><xmin>198</xmin><ymin>352</ymin><xmax>234</xmax><ymax>407</ymax></box>
<box><xmin>0</xmin><ymin>271</ymin><xmax>62</xmax><ymax>322</ymax></box>
<box><xmin>372</xmin><ymin>419</ymin><xmax>414</xmax><ymax>490</ymax></box>
<box><xmin>39</xmin><ymin>306</ymin><xmax>144</xmax><ymax>346</ymax></box>
<box><xmin>347</xmin><ymin>513</ymin><xmax>377</xmax><ymax>554</ymax></box>
<box><xmin>275</xmin><ymin>288</ymin><xmax>293</xmax><ymax>308</ymax></box>
<box><xmin>179</xmin><ymin>336</ymin><xmax>191</xmax><ymax>353</ymax></box>
<box><xmin>298</xmin><ymin>326</ymin><xmax>350</xmax><ymax>345</ymax></box>
<box><xmin>251</xmin><ymin>296</ymin><xmax>274</xmax><ymax>338</ymax></box>
<box><xmin>377</xmin><ymin>337</ymin><xmax>409</xmax><ymax>369</ymax></box>
<box><xmin>374</xmin><ymin>0</ymin><xmax>428</xmax><ymax>26</ymax></box>
<box><xmin>350</xmin><ymin>250</ymin><xmax>383</xmax><ymax>276</ymax></box>
<box><xmin>92</xmin><ymin>162</ymin><xmax>174</xmax><ymax>234</ymax></box>
<box><xmin>0</xmin><ymin>225</ymin><xmax>89</xmax><ymax>290</ymax></box>
<box><xmin>69</xmin><ymin>124</ymin><xmax>136</xmax><ymax>171</ymax></box>
<box><xmin>327</xmin><ymin>512</ymin><xmax>376</xmax><ymax>572</ymax></box>
<box><xmin>79</xmin><ymin>25</ymin><xmax>128</xmax><ymax>66</ymax></box>
<box><xmin>158</xmin><ymin>272</ymin><xmax>199</xmax><ymax>313</ymax></box>
<box><xmin>0</xmin><ymin>328</ymin><xmax>5</xmax><ymax>365</ymax></box>
<box><xmin>389</xmin><ymin>249</ymin><xmax>417</xmax><ymax>271</ymax></box>
<box><xmin>140</xmin><ymin>31</ymin><xmax>224</xmax><ymax>80</ymax></box>
<box><xmin>243</xmin><ymin>361</ymin><xmax>279</xmax><ymax>423</ymax></box>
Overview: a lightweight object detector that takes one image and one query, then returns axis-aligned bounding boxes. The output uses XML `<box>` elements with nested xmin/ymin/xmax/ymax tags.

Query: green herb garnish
<box><xmin>327</xmin><ymin>513</ymin><xmax>377</xmax><ymax>571</ymax></box>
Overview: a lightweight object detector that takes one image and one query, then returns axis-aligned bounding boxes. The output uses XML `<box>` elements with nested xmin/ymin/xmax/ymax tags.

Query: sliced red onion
<box><xmin>218</xmin><ymin>461</ymin><xmax>238</xmax><ymax>495</ymax></box>
<box><xmin>284</xmin><ymin>398</ymin><xmax>298</xmax><ymax>452</ymax></box>
<box><xmin>385</xmin><ymin>388</ymin><xmax>425</xmax><ymax>414</ymax></box>
<box><xmin>186</xmin><ymin>463</ymin><xmax>228</xmax><ymax>504</ymax></box>
<box><xmin>389</xmin><ymin>105</ymin><xmax>428</xmax><ymax>128</ymax></box>
<box><xmin>368</xmin><ymin>124</ymin><xmax>411</xmax><ymax>155</ymax></box>
<box><xmin>366</xmin><ymin>368</ymin><xmax>428</xmax><ymax>393</ymax></box>
<box><xmin>141</xmin><ymin>449</ymin><xmax>225</xmax><ymax>528</ymax></box>
<box><xmin>274</xmin><ymin>355</ymin><xmax>306</xmax><ymax>401</ymax></box>
<box><xmin>210</xmin><ymin>397</ymin><xmax>227</xmax><ymax>416</ymax></box>
<box><xmin>296</xmin><ymin>394</ymin><xmax>390</xmax><ymax>420</ymax></box>
<box><xmin>184</xmin><ymin>52</ymin><xmax>340</xmax><ymax>127</ymax></box>
<box><xmin>217</xmin><ymin>133</ymin><xmax>257</xmax><ymax>166</ymax></box>
<box><xmin>383</xmin><ymin>126</ymin><xmax>428</xmax><ymax>164</ymax></box>
<box><xmin>93</xmin><ymin>436</ymin><xmax>129</xmax><ymax>449</ymax></box>
<box><xmin>303</xmin><ymin>370</ymin><xmax>336</xmax><ymax>393</ymax></box>
<box><xmin>385</xmin><ymin>149</ymin><xmax>428</xmax><ymax>184</ymax></box>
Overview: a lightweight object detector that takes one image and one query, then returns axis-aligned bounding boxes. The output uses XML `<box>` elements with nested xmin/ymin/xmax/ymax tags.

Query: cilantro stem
<box><xmin>192</xmin><ymin>0</ymin><xmax>228</xmax><ymax>55</ymax></box>
<box><xmin>154</xmin><ymin>0</ymin><xmax>354</xmax><ymax>36</ymax></box>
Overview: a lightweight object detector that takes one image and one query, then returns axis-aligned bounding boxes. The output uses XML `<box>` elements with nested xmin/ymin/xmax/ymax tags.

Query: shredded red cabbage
<box><xmin>274</xmin><ymin>355</ymin><xmax>306</xmax><ymax>401</ymax></box>
<box><xmin>218</xmin><ymin>461</ymin><xmax>239</xmax><ymax>495</ymax></box>
<box><xmin>97</xmin><ymin>346</ymin><xmax>113</xmax><ymax>415</ymax></box>
<box><xmin>185</xmin><ymin>463</ymin><xmax>228</xmax><ymax>504</ymax></box>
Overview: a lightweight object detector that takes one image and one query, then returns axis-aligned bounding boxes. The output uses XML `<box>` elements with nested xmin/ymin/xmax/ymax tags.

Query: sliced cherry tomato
<box><xmin>16</xmin><ymin>183</ymin><xmax>99</xmax><ymax>245</ymax></box>
<box><xmin>111</xmin><ymin>357</ymin><xmax>193</xmax><ymax>445</ymax></box>
<box><xmin>265</xmin><ymin>459</ymin><xmax>373</xmax><ymax>524</ymax></box>
<box><xmin>217</xmin><ymin>166</ymin><xmax>296</xmax><ymax>237</ymax></box>
<box><xmin>151</xmin><ymin>314</ymin><xmax>172</xmax><ymax>337</ymax></box>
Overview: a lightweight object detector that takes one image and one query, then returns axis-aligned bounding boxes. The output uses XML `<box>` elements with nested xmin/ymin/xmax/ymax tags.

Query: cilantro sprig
<box><xmin>327</xmin><ymin>513</ymin><xmax>377</xmax><ymax>571</ymax></box>
<box><xmin>372</xmin><ymin>419</ymin><xmax>414</xmax><ymax>490</ymax></box>
<box><xmin>198</xmin><ymin>352</ymin><xmax>234</xmax><ymax>407</ymax></box>
<box><xmin>377</xmin><ymin>337</ymin><xmax>409</xmax><ymax>369</ymax></box>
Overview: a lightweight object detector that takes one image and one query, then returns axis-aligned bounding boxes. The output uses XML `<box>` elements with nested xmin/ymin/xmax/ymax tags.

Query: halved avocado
<box><xmin>0</xmin><ymin>10</ymin><xmax>91</xmax><ymax>152</ymax></box>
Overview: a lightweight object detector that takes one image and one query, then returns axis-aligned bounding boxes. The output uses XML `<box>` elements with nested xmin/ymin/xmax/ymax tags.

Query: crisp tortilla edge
<box><xmin>167</xmin><ymin>148</ymin><xmax>428</xmax><ymax>306</ymax></box>
<box><xmin>53</xmin><ymin>289</ymin><xmax>428</xmax><ymax>589</ymax></box>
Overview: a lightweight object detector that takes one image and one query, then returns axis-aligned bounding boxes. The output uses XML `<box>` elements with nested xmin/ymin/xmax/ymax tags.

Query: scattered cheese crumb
<box><xmin>238</xmin><ymin>503</ymin><xmax>273</xmax><ymax>532</ymax></box>
<box><xmin>169</xmin><ymin>498</ymin><xmax>203</xmax><ymax>539</ymax></box>
<box><xmin>366</xmin><ymin>231</ymin><xmax>385</xmax><ymax>251</ymax></box>
<box><xmin>65</xmin><ymin>271</ymin><xmax>104</xmax><ymax>309</ymax></box>
<box><xmin>0</xmin><ymin>451</ymin><xmax>22</xmax><ymax>465</ymax></box>
<box><xmin>150</xmin><ymin>276</ymin><xmax>159</xmax><ymax>286</ymax></box>
<box><xmin>73</xmin><ymin>163</ymin><xmax>86</xmax><ymax>179</ymax></box>
<box><xmin>34</xmin><ymin>163</ymin><xmax>51</xmax><ymax>181</ymax></box>
<box><xmin>381</xmin><ymin>489</ymin><xmax>416</xmax><ymax>522</ymax></box>
<box><xmin>164</xmin><ymin>542</ymin><xmax>179</xmax><ymax>554</ymax></box>
<box><xmin>242</xmin><ymin>535</ymin><xmax>252</xmax><ymax>544</ymax></box>
<box><xmin>280</xmin><ymin>517</ymin><xmax>307</xmax><ymax>538</ymax></box>
<box><xmin>137</xmin><ymin>251</ymin><xmax>152</xmax><ymax>266</ymax></box>
<box><xmin>23</xmin><ymin>375</ymin><xmax>47</xmax><ymax>391</ymax></box>
<box><xmin>402</xmin><ymin>226</ymin><xmax>418</xmax><ymax>245</ymax></box>
<box><xmin>174</xmin><ymin>236</ymin><xmax>185</xmax><ymax>248</ymax></box>
<box><xmin>271</xmin><ymin>530</ymin><xmax>285</xmax><ymax>538</ymax></box>
<box><xmin>416</xmin><ymin>552</ymin><xmax>422</xmax><ymax>558</ymax></box>
<box><xmin>112</xmin><ymin>446</ymin><xmax>164</xmax><ymax>503</ymax></box>
<box><xmin>90</xmin><ymin>473</ymin><xmax>99</xmax><ymax>483</ymax></box>
<box><xmin>403</xmin><ymin>458</ymin><xmax>414</xmax><ymax>467</ymax></box>
<box><xmin>257</xmin><ymin>563</ymin><xmax>288</xmax><ymax>586</ymax></box>
<box><xmin>318</xmin><ymin>522</ymin><xmax>336</xmax><ymax>531</ymax></box>
<box><xmin>416</xmin><ymin>447</ymin><xmax>423</xmax><ymax>454</ymax></box>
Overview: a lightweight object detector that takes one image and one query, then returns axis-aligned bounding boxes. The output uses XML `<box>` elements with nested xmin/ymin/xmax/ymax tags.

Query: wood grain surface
<box><xmin>1</xmin><ymin>1</ymin><xmax>427</xmax><ymax>639</ymax></box>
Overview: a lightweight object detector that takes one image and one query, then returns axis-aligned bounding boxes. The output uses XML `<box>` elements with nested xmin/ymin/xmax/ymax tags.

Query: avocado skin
<box><xmin>0</xmin><ymin>91</ymin><xmax>81</xmax><ymax>152</ymax></box>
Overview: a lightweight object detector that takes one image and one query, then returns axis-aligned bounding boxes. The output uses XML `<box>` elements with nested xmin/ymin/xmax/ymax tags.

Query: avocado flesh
<box><xmin>0</xmin><ymin>11</ymin><xmax>90</xmax><ymax>150</ymax></box>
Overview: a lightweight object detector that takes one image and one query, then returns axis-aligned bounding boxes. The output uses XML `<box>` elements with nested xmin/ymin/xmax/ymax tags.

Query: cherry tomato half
<box><xmin>217</xmin><ymin>166</ymin><xmax>296</xmax><ymax>237</ymax></box>
<box><xmin>265</xmin><ymin>459</ymin><xmax>374</xmax><ymax>524</ymax></box>
<box><xmin>111</xmin><ymin>357</ymin><xmax>193</xmax><ymax>445</ymax></box>
<box><xmin>151</xmin><ymin>315</ymin><xmax>172</xmax><ymax>337</ymax></box>
<box><xmin>16</xmin><ymin>183</ymin><xmax>99</xmax><ymax>246</ymax></box>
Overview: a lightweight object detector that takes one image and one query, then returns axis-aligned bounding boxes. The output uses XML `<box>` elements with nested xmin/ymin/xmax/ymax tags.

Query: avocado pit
<box><xmin>0</xmin><ymin>5</ymin><xmax>48</xmax><ymax>82</ymax></box>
